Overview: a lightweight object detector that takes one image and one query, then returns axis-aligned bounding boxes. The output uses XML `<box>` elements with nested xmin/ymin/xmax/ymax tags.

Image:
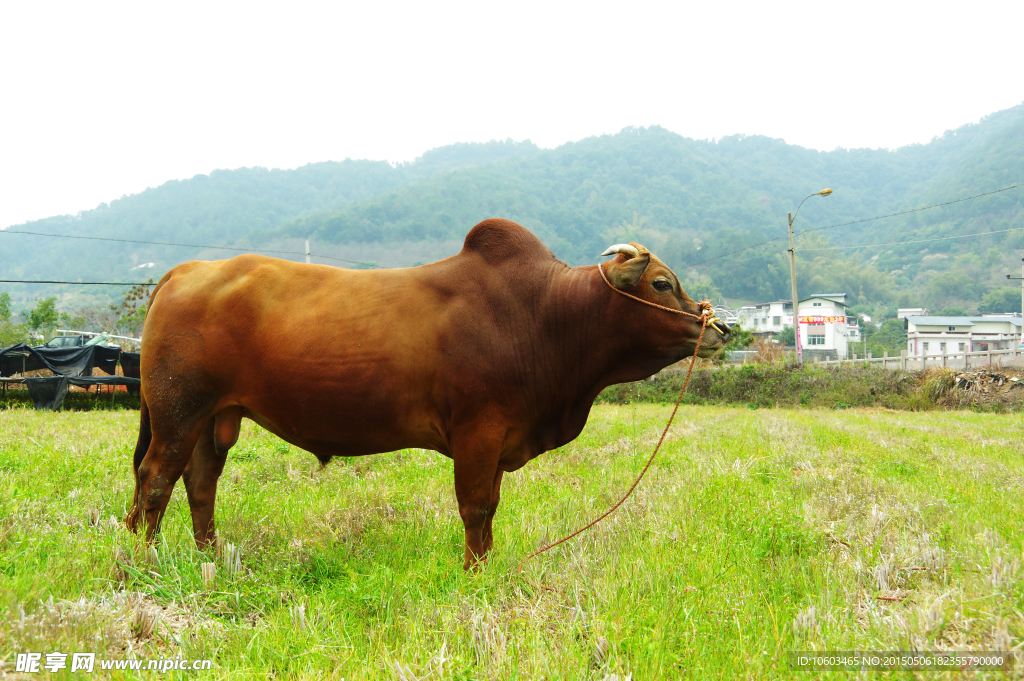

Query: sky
<box><xmin>2</xmin><ymin>1</ymin><xmax>1023</xmax><ymax>229</ymax></box>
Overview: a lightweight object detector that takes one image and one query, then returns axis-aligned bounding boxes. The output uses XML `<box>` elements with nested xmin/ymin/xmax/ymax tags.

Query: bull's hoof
<box><xmin>463</xmin><ymin>551</ymin><xmax>489</xmax><ymax>571</ymax></box>
<box><xmin>194</xmin><ymin>534</ymin><xmax>219</xmax><ymax>552</ymax></box>
<box><xmin>124</xmin><ymin>513</ymin><xmax>140</xmax><ymax>534</ymax></box>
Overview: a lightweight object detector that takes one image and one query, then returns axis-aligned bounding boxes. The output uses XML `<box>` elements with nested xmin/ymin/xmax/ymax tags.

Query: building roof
<box><xmin>800</xmin><ymin>293</ymin><xmax>847</xmax><ymax>305</ymax></box>
<box><xmin>907</xmin><ymin>315</ymin><xmax>1022</xmax><ymax>328</ymax></box>
<box><xmin>974</xmin><ymin>314</ymin><xmax>1022</xmax><ymax>326</ymax></box>
<box><xmin>906</xmin><ymin>316</ymin><xmax>974</xmax><ymax>327</ymax></box>
<box><xmin>748</xmin><ymin>300</ymin><xmax>792</xmax><ymax>308</ymax></box>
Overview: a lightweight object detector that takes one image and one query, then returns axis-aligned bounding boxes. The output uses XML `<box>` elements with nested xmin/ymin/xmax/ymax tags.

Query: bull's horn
<box><xmin>600</xmin><ymin>244</ymin><xmax>640</xmax><ymax>258</ymax></box>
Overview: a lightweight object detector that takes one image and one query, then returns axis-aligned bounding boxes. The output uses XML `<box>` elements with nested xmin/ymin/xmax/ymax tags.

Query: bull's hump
<box><xmin>461</xmin><ymin>219</ymin><xmax>558</xmax><ymax>266</ymax></box>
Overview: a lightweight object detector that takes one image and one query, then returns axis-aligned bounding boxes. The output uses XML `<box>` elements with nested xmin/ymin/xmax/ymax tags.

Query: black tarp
<box><xmin>0</xmin><ymin>343</ymin><xmax>121</xmax><ymax>378</ymax></box>
<box><xmin>120</xmin><ymin>352</ymin><xmax>141</xmax><ymax>395</ymax></box>
<box><xmin>25</xmin><ymin>376</ymin><xmax>68</xmax><ymax>411</ymax></box>
<box><xmin>14</xmin><ymin>375</ymin><xmax>141</xmax><ymax>410</ymax></box>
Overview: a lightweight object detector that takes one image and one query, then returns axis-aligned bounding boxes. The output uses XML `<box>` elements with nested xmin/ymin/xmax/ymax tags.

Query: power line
<box><xmin>798</xmin><ymin>226</ymin><xmax>1024</xmax><ymax>251</ymax></box>
<box><xmin>687</xmin><ymin>236</ymin><xmax>786</xmax><ymax>267</ymax></box>
<box><xmin>0</xmin><ymin>227</ymin><xmax>378</xmax><ymax>267</ymax></box>
<box><xmin>688</xmin><ymin>180</ymin><xmax>1024</xmax><ymax>266</ymax></box>
<box><xmin>4</xmin><ymin>179</ymin><xmax>1021</xmax><ymax>275</ymax></box>
<box><xmin>0</xmin><ymin>279</ymin><xmax>153</xmax><ymax>285</ymax></box>
<box><xmin>800</xmin><ymin>181</ymin><xmax>1024</xmax><ymax>237</ymax></box>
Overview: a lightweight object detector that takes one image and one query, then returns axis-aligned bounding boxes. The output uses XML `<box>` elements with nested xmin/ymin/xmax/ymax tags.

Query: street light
<box><xmin>1007</xmin><ymin>257</ymin><xmax>1024</xmax><ymax>350</ymax></box>
<box><xmin>788</xmin><ymin>188</ymin><xmax>833</xmax><ymax>363</ymax></box>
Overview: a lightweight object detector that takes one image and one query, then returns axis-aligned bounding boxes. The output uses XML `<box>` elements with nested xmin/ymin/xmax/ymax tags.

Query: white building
<box><xmin>736</xmin><ymin>292</ymin><xmax>859</xmax><ymax>359</ymax></box>
<box><xmin>897</xmin><ymin>307</ymin><xmax>929</xmax><ymax>319</ymax></box>
<box><xmin>847</xmin><ymin>317</ymin><xmax>862</xmax><ymax>345</ymax></box>
<box><xmin>712</xmin><ymin>302</ymin><xmax>741</xmax><ymax>327</ymax></box>
<box><xmin>906</xmin><ymin>314</ymin><xmax>1022</xmax><ymax>358</ymax></box>
<box><xmin>737</xmin><ymin>300</ymin><xmax>793</xmax><ymax>334</ymax></box>
<box><xmin>797</xmin><ymin>293</ymin><xmax>852</xmax><ymax>360</ymax></box>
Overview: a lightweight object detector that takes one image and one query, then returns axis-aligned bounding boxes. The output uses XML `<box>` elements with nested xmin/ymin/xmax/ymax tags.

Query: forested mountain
<box><xmin>0</xmin><ymin>139</ymin><xmax>539</xmax><ymax>303</ymax></box>
<box><xmin>2</xmin><ymin>104</ymin><xmax>1022</xmax><ymax>316</ymax></box>
<box><xmin>269</xmin><ymin>103</ymin><xmax>1024</xmax><ymax>309</ymax></box>
<box><xmin>866</xmin><ymin>111</ymin><xmax>1024</xmax><ymax>310</ymax></box>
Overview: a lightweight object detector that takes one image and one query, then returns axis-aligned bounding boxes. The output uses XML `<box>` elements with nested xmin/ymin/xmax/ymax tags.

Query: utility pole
<box><xmin>786</xmin><ymin>188</ymin><xmax>833</xmax><ymax>364</ymax></box>
<box><xmin>1007</xmin><ymin>257</ymin><xmax>1024</xmax><ymax>350</ymax></box>
<box><xmin>787</xmin><ymin>212</ymin><xmax>801</xmax><ymax>362</ymax></box>
<box><xmin>305</xmin><ymin>239</ymin><xmax>311</xmax><ymax>264</ymax></box>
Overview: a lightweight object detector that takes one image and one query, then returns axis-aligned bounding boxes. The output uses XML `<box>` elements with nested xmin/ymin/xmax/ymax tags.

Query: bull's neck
<box><xmin>529</xmin><ymin>263</ymin><xmax>670</xmax><ymax>448</ymax></box>
<box><xmin>550</xmin><ymin>262</ymin><xmax>671</xmax><ymax>377</ymax></box>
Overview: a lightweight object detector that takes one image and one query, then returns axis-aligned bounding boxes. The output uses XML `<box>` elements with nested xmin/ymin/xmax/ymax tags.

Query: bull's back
<box><xmin>142</xmin><ymin>255</ymin><xmax>462</xmax><ymax>455</ymax></box>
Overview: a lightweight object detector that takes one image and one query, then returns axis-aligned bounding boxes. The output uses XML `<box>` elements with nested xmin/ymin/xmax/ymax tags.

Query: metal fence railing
<box><xmin>815</xmin><ymin>347</ymin><xmax>1024</xmax><ymax>370</ymax></box>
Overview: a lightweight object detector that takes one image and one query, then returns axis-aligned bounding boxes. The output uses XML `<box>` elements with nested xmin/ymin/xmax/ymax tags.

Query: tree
<box><xmin>0</xmin><ymin>293</ymin><xmax>28</xmax><ymax>346</ymax></box>
<box><xmin>936</xmin><ymin>306</ymin><xmax>970</xmax><ymax>316</ymax></box>
<box><xmin>978</xmin><ymin>287</ymin><xmax>1022</xmax><ymax>314</ymax></box>
<box><xmin>927</xmin><ymin>271</ymin><xmax>987</xmax><ymax>310</ymax></box>
<box><xmin>0</xmin><ymin>322</ymin><xmax>28</xmax><ymax>347</ymax></box>
<box><xmin>682</xmin><ymin>277</ymin><xmax>722</xmax><ymax>303</ymax></box>
<box><xmin>0</xmin><ymin>292</ymin><xmax>11</xmax><ymax>323</ymax></box>
<box><xmin>60</xmin><ymin>309</ymin><xmax>88</xmax><ymax>330</ymax></box>
<box><xmin>776</xmin><ymin>325</ymin><xmax>796</xmax><ymax>346</ymax></box>
<box><xmin>24</xmin><ymin>297</ymin><xmax>59</xmax><ymax>335</ymax></box>
<box><xmin>866</xmin><ymin>318</ymin><xmax>908</xmax><ymax>356</ymax></box>
<box><xmin>110</xmin><ymin>280</ymin><xmax>153</xmax><ymax>338</ymax></box>
<box><xmin>713</xmin><ymin>321</ymin><xmax>753</xmax><ymax>365</ymax></box>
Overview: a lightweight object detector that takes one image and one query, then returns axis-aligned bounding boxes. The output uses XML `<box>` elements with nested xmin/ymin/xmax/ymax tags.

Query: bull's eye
<box><xmin>653</xmin><ymin>279</ymin><xmax>672</xmax><ymax>292</ymax></box>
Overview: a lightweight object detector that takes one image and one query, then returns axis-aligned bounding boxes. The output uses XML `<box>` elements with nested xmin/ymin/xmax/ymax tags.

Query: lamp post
<box><xmin>1007</xmin><ymin>257</ymin><xmax>1024</xmax><ymax>350</ymax></box>
<box><xmin>788</xmin><ymin>188</ymin><xmax>833</xmax><ymax>363</ymax></box>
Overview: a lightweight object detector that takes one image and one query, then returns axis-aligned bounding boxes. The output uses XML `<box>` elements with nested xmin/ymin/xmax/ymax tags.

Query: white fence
<box><xmin>815</xmin><ymin>346</ymin><xmax>1024</xmax><ymax>370</ymax></box>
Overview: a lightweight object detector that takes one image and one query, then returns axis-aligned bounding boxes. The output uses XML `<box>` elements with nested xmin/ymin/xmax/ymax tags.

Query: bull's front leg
<box><xmin>481</xmin><ymin>469</ymin><xmax>504</xmax><ymax>555</ymax></box>
<box><xmin>452</xmin><ymin>428</ymin><xmax>504</xmax><ymax>570</ymax></box>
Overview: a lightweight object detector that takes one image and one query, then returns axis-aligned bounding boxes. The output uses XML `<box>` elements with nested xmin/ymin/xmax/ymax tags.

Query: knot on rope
<box><xmin>697</xmin><ymin>299</ymin><xmax>725</xmax><ymax>333</ymax></box>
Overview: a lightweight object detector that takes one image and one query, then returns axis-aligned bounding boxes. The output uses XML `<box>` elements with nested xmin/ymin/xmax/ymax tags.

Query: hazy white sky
<box><xmin>2</xmin><ymin>1</ymin><xmax>1022</xmax><ymax>229</ymax></box>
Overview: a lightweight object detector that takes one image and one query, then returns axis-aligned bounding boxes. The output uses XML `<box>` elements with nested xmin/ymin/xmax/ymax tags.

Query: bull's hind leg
<box><xmin>126</xmin><ymin>328</ymin><xmax>218</xmax><ymax>541</ymax></box>
<box><xmin>128</xmin><ymin>420</ymin><xmax>208</xmax><ymax>541</ymax></box>
<box><xmin>181</xmin><ymin>407</ymin><xmax>241</xmax><ymax>549</ymax></box>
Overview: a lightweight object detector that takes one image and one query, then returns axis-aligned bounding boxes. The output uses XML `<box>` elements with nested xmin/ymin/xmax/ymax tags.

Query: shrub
<box><xmin>595</xmin><ymin>363</ymin><xmax>1008</xmax><ymax>411</ymax></box>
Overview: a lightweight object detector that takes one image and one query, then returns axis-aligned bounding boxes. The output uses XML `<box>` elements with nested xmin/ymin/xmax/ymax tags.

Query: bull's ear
<box><xmin>605</xmin><ymin>253</ymin><xmax>650</xmax><ymax>289</ymax></box>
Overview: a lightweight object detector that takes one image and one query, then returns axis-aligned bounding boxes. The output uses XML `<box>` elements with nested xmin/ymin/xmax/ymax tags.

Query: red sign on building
<box><xmin>799</xmin><ymin>315</ymin><xmax>845</xmax><ymax>324</ymax></box>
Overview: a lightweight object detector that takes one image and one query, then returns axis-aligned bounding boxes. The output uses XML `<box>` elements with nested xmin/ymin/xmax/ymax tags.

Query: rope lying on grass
<box><xmin>518</xmin><ymin>264</ymin><xmax>718</xmax><ymax>573</ymax></box>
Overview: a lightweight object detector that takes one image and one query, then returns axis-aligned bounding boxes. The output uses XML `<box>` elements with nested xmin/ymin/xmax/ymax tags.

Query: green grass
<box><xmin>0</xmin><ymin>405</ymin><xmax>1022</xmax><ymax>679</ymax></box>
<box><xmin>0</xmin><ymin>388</ymin><xmax>140</xmax><ymax>411</ymax></box>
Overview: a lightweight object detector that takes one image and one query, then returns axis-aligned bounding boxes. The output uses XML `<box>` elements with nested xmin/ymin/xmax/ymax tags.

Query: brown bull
<box><xmin>125</xmin><ymin>219</ymin><xmax>729</xmax><ymax>568</ymax></box>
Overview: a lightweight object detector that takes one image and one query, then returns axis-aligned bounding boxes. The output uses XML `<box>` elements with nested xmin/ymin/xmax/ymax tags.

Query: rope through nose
<box><xmin>518</xmin><ymin>267</ymin><xmax>716</xmax><ymax>575</ymax></box>
<box><xmin>596</xmin><ymin>262</ymin><xmax>725</xmax><ymax>332</ymax></box>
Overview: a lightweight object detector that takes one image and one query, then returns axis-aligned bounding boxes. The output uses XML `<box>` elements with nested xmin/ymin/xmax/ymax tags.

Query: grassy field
<box><xmin>0</xmin><ymin>404</ymin><xmax>1022</xmax><ymax>679</ymax></box>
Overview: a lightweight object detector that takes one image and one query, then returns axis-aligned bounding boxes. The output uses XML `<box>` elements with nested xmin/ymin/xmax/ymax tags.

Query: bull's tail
<box><xmin>132</xmin><ymin>271</ymin><xmax>172</xmax><ymax>472</ymax></box>
<box><xmin>125</xmin><ymin>392</ymin><xmax>152</xmax><ymax>532</ymax></box>
<box><xmin>133</xmin><ymin>394</ymin><xmax>152</xmax><ymax>473</ymax></box>
<box><xmin>127</xmin><ymin>272</ymin><xmax>172</xmax><ymax>530</ymax></box>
